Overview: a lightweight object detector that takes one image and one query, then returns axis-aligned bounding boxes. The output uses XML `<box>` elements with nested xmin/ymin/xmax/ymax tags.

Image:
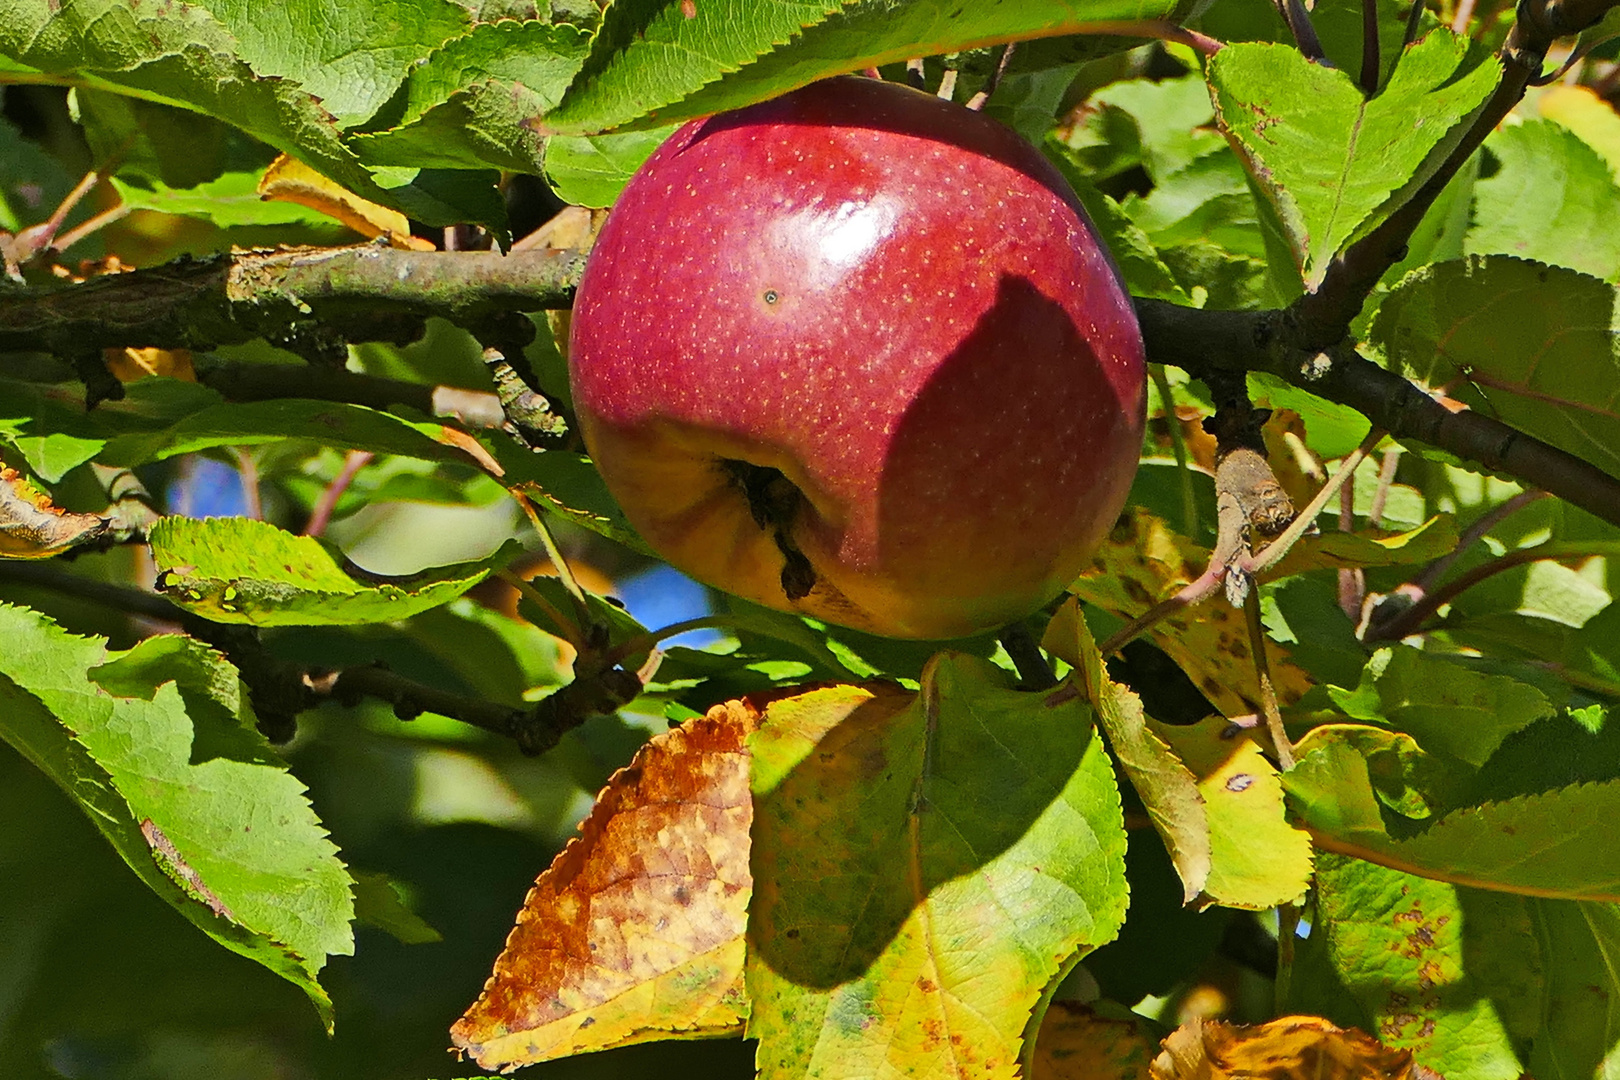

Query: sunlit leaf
<box><xmin>0</xmin><ymin>468</ymin><xmax>110</xmax><ymax>559</ymax></box>
<box><xmin>1299</xmin><ymin>854</ymin><xmax>1522</xmax><ymax>1074</ymax></box>
<box><xmin>544</xmin><ymin>0</ymin><xmax>1190</xmax><ymax>135</ymax></box>
<box><xmin>1466</xmin><ymin>120</ymin><xmax>1620</xmax><ymax>281</ymax></box>
<box><xmin>1047</xmin><ymin>598</ymin><xmax>1210</xmax><ymax>903</ymax></box>
<box><xmin>1150</xmin><ymin>716</ymin><xmax>1313</xmax><ymax>910</ymax></box>
<box><xmin>1207</xmin><ymin>33</ymin><xmax>1500</xmax><ymax>288</ymax></box>
<box><xmin>149</xmin><ymin>517</ymin><xmax>517</xmax><ymax>626</ymax></box>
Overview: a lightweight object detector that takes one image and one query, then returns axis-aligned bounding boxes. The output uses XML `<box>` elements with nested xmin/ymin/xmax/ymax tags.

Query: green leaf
<box><xmin>543</xmin><ymin>126</ymin><xmax>681</xmax><ymax>208</ymax></box>
<box><xmin>1207</xmin><ymin>32</ymin><xmax>1500</xmax><ymax>288</ymax></box>
<box><xmin>544</xmin><ymin>0</ymin><xmax>1189</xmax><ymax>135</ymax></box>
<box><xmin>1368</xmin><ymin>255</ymin><xmax>1620</xmax><ymax>483</ymax></box>
<box><xmin>746</xmin><ymin>656</ymin><xmax>1128</xmax><ymax>1078</ymax></box>
<box><xmin>1467</xmin><ymin>120</ymin><xmax>1620</xmax><ymax>282</ymax></box>
<box><xmin>191</xmin><ymin>0</ymin><xmax>472</xmax><ymax>127</ymax></box>
<box><xmin>1264</xmin><ymin>514</ymin><xmax>1459</xmax><ymax>580</ymax></box>
<box><xmin>0</xmin><ymin>606</ymin><xmax>353</xmax><ymax>1024</ymax></box>
<box><xmin>488</xmin><ymin>443</ymin><xmax>652</xmax><ymax>554</ymax></box>
<box><xmin>1048</xmin><ymin>600</ymin><xmax>1209</xmax><ymax>902</ymax></box>
<box><xmin>351</xmin><ymin>870</ymin><xmax>443</xmax><ymax>945</ymax></box>
<box><xmin>1526</xmin><ymin>898</ymin><xmax>1620</xmax><ymax>1078</ymax></box>
<box><xmin>1326</xmin><ymin>645</ymin><xmax>1555</xmax><ymax>768</ymax></box>
<box><xmin>350</xmin><ymin>20</ymin><xmax>590</xmax><ymax>172</ymax></box>
<box><xmin>74</xmin><ymin>88</ymin><xmax>240</xmax><ymax>190</ymax></box>
<box><xmin>97</xmin><ymin>399</ymin><xmax>480</xmax><ymax>468</ymax></box>
<box><xmin>1289</xmin><ymin>733</ymin><xmax>1620</xmax><ymax>901</ymax></box>
<box><xmin>1047</xmin><ymin>158</ymin><xmax>1192</xmax><ymax>305</ymax></box>
<box><xmin>1303</xmin><ymin>853</ymin><xmax>1523</xmax><ymax>1075</ymax></box>
<box><xmin>109</xmin><ymin>170</ymin><xmax>350</xmax><ymax>230</ymax></box>
<box><xmin>149</xmin><ymin>517</ymin><xmax>517</xmax><ymax>626</ymax></box>
<box><xmin>1246</xmin><ymin>370</ymin><xmax>1372</xmax><ymax>458</ymax></box>
<box><xmin>1089</xmin><ymin>75</ymin><xmax>1227</xmax><ymax>183</ymax></box>
<box><xmin>0</xmin><ymin>0</ymin><xmax>401</xmax><ymax>218</ymax></box>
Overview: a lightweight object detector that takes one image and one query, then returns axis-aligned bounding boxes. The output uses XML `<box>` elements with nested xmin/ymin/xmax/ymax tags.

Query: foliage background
<box><xmin>3</xmin><ymin>0</ymin><xmax>1620</xmax><ymax>1077</ymax></box>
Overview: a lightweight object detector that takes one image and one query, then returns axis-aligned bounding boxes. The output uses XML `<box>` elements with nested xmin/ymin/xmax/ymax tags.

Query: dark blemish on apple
<box><xmin>1225</xmin><ymin>773</ymin><xmax>1254</xmax><ymax>792</ymax></box>
<box><xmin>763</xmin><ymin>289</ymin><xmax>780</xmax><ymax>304</ymax></box>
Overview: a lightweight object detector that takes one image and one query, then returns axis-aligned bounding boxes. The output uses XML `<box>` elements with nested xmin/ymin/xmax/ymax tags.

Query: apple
<box><xmin>568</xmin><ymin>75</ymin><xmax>1145</xmax><ymax>640</ymax></box>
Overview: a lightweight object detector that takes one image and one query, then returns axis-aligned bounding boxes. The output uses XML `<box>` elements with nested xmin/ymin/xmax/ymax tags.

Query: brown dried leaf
<box><xmin>1071</xmin><ymin>508</ymin><xmax>1314</xmax><ymax>716</ymax></box>
<box><xmin>451</xmin><ymin>699</ymin><xmax>760</xmax><ymax>1071</ymax></box>
<box><xmin>1032</xmin><ymin>1002</ymin><xmax>1156</xmax><ymax>1080</ymax></box>
<box><xmin>0</xmin><ymin>468</ymin><xmax>110</xmax><ymax>559</ymax></box>
<box><xmin>1151</xmin><ymin>1015</ymin><xmax>1416</xmax><ymax>1080</ymax></box>
<box><xmin>1155</xmin><ymin>1015</ymin><xmax>1419</xmax><ymax>1079</ymax></box>
<box><xmin>258</xmin><ymin>155</ymin><xmax>435</xmax><ymax>250</ymax></box>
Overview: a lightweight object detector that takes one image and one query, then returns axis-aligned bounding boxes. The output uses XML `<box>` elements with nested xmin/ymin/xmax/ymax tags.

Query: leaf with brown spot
<box><xmin>1047</xmin><ymin>598</ymin><xmax>1210</xmax><ymax>903</ymax></box>
<box><xmin>1032</xmin><ymin>1002</ymin><xmax>1156</xmax><ymax>1079</ymax></box>
<box><xmin>1070</xmin><ymin>508</ymin><xmax>1314</xmax><ymax>718</ymax></box>
<box><xmin>450</xmin><ymin>699</ymin><xmax>761</xmax><ymax>1071</ymax></box>
<box><xmin>1150</xmin><ymin>1015</ymin><xmax>1416</xmax><ymax>1079</ymax></box>
<box><xmin>0</xmin><ymin>468</ymin><xmax>110</xmax><ymax>559</ymax></box>
<box><xmin>1151</xmin><ymin>717</ymin><xmax>1314</xmax><ymax>910</ymax></box>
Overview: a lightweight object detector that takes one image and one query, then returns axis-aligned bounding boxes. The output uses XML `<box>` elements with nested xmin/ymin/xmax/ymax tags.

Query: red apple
<box><xmin>568</xmin><ymin>76</ymin><xmax>1145</xmax><ymax>640</ymax></box>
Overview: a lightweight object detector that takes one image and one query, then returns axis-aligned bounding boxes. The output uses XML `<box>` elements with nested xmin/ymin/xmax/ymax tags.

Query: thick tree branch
<box><xmin>0</xmin><ymin>244</ymin><xmax>585</xmax><ymax>361</ymax></box>
<box><xmin>1135</xmin><ymin>299</ymin><xmax>1620</xmax><ymax>528</ymax></box>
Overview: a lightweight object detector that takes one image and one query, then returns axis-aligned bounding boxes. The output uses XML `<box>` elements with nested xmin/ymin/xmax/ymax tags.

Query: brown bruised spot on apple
<box><xmin>568</xmin><ymin>75</ymin><xmax>1147</xmax><ymax>640</ymax></box>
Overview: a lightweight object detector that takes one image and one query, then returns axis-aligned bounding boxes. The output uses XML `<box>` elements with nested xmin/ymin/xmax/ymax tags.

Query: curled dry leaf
<box><xmin>1032</xmin><ymin>1001</ymin><xmax>1156</xmax><ymax>1080</ymax></box>
<box><xmin>450</xmin><ymin>698</ymin><xmax>762</xmax><ymax>1071</ymax></box>
<box><xmin>1151</xmin><ymin>1015</ymin><xmax>1416</xmax><ymax>1080</ymax></box>
<box><xmin>258</xmin><ymin>154</ymin><xmax>435</xmax><ymax>250</ymax></box>
<box><xmin>1071</xmin><ymin>507</ymin><xmax>1313</xmax><ymax>716</ymax></box>
<box><xmin>0</xmin><ymin>467</ymin><xmax>110</xmax><ymax>559</ymax></box>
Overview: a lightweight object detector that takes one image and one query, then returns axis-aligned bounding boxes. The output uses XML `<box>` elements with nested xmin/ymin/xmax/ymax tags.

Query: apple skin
<box><xmin>568</xmin><ymin>76</ymin><xmax>1146</xmax><ymax>640</ymax></box>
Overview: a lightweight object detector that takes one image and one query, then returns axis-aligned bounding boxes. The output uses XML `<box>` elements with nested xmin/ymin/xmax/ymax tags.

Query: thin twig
<box><xmin>303</xmin><ymin>450</ymin><xmax>373</xmax><ymax>537</ymax></box>
<box><xmin>1412</xmin><ymin>488</ymin><xmax>1549</xmax><ymax>596</ymax></box>
<box><xmin>1152</xmin><ymin>364</ymin><xmax>1200</xmax><ymax>537</ymax></box>
<box><xmin>1361</xmin><ymin>0</ymin><xmax>1383</xmax><ymax>93</ymax></box>
<box><xmin>513</xmin><ymin>492</ymin><xmax>589</xmax><ymax>618</ymax></box>
<box><xmin>1279</xmin><ymin>0</ymin><xmax>1330</xmax><ymax>61</ymax></box>
<box><xmin>999</xmin><ymin>620</ymin><xmax>1058</xmax><ymax>690</ymax></box>
<box><xmin>1450</xmin><ymin>0</ymin><xmax>1477</xmax><ymax>33</ymax></box>
<box><xmin>1074</xmin><ymin>20</ymin><xmax>1225</xmax><ymax>55</ymax></box>
<box><xmin>603</xmin><ymin>615</ymin><xmax>735</xmax><ymax>667</ymax></box>
<box><xmin>1245</xmin><ymin>588</ymin><xmax>1295</xmax><ymax>770</ymax></box>
<box><xmin>51</xmin><ymin>203</ymin><xmax>132</xmax><ymax>255</ymax></box>
<box><xmin>1367</xmin><ymin>539</ymin><xmax>1620</xmax><ymax>641</ymax></box>
<box><xmin>1246</xmin><ymin>430</ymin><xmax>1384</xmax><ymax>577</ymax></box>
<box><xmin>229</xmin><ymin>449</ymin><xmax>263</xmax><ymax>522</ymax></box>
<box><xmin>496</xmin><ymin>567</ymin><xmax>584</xmax><ymax>650</ymax></box>
<box><xmin>966</xmin><ymin>43</ymin><xmax>1018</xmax><ymax>111</ymax></box>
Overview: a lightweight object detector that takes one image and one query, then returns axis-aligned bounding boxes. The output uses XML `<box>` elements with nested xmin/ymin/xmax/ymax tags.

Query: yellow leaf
<box><xmin>1150</xmin><ymin>717</ymin><xmax>1314</xmax><ymax>910</ymax></box>
<box><xmin>0</xmin><ymin>468</ymin><xmax>110</xmax><ymax>559</ymax></box>
<box><xmin>1151</xmin><ymin>1015</ymin><xmax>1417</xmax><ymax>1080</ymax></box>
<box><xmin>258</xmin><ymin>155</ymin><xmax>434</xmax><ymax>250</ymax></box>
<box><xmin>1070</xmin><ymin>508</ymin><xmax>1314</xmax><ymax>718</ymax></box>
<box><xmin>1033</xmin><ymin>1002</ymin><xmax>1156</xmax><ymax>1080</ymax></box>
<box><xmin>450</xmin><ymin>698</ymin><xmax>760</xmax><ymax>1070</ymax></box>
